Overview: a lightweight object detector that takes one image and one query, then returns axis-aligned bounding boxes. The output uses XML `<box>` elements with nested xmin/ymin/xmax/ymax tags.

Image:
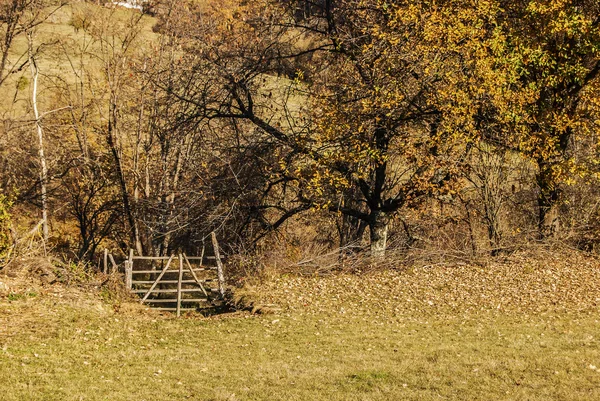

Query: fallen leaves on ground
<box><xmin>253</xmin><ymin>249</ymin><xmax>600</xmax><ymax>320</ymax></box>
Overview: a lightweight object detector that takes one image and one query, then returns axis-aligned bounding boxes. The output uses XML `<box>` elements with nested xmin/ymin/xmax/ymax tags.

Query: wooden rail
<box><xmin>121</xmin><ymin>237</ymin><xmax>226</xmax><ymax>317</ymax></box>
<box><xmin>130</xmin><ymin>256</ymin><xmax>222</xmax><ymax>260</ymax></box>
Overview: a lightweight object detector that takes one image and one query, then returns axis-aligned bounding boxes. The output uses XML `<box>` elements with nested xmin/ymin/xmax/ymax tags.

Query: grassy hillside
<box><xmin>2</xmin><ymin>249</ymin><xmax>600</xmax><ymax>400</ymax></box>
<box><xmin>0</xmin><ymin>3</ymin><xmax>157</xmax><ymax>117</ymax></box>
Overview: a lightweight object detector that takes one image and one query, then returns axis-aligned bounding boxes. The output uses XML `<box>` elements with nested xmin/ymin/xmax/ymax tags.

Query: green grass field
<box><xmin>2</xmin><ymin>250</ymin><xmax>600</xmax><ymax>400</ymax></box>
<box><xmin>2</xmin><ymin>299</ymin><xmax>599</xmax><ymax>400</ymax></box>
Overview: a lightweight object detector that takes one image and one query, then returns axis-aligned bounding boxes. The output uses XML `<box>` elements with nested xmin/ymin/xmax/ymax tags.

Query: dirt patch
<box><xmin>2</xmin><ymin>256</ymin><xmax>58</xmax><ymax>285</ymax></box>
<box><xmin>1</xmin><ymin>256</ymin><xmax>141</xmax><ymax>315</ymax></box>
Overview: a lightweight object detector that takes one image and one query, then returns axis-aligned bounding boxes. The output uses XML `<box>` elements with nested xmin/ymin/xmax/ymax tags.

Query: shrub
<box><xmin>0</xmin><ymin>193</ymin><xmax>13</xmax><ymax>264</ymax></box>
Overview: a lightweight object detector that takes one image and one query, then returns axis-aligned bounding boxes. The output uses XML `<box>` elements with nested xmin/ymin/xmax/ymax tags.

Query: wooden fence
<box><xmin>116</xmin><ymin>233</ymin><xmax>226</xmax><ymax>317</ymax></box>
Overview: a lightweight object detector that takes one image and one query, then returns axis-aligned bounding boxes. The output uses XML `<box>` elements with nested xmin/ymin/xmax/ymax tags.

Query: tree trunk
<box><xmin>538</xmin><ymin>188</ymin><xmax>560</xmax><ymax>239</ymax></box>
<box><xmin>28</xmin><ymin>32</ymin><xmax>48</xmax><ymax>244</ymax></box>
<box><xmin>536</xmin><ymin>162</ymin><xmax>560</xmax><ymax>239</ymax></box>
<box><xmin>369</xmin><ymin>210</ymin><xmax>389</xmax><ymax>258</ymax></box>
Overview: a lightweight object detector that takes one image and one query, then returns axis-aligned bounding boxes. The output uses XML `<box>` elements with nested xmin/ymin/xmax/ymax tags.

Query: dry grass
<box><xmin>0</xmin><ymin>3</ymin><xmax>158</xmax><ymax>116</ymax></box>
<box><xmin>1</xmin><ymin>250</ymin><xmax>600</xmax><ymax>400</ymax></box>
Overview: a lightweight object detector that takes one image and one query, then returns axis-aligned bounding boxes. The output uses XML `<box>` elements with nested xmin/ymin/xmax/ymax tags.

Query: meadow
<box><xmin>2</xmin><ymin>250</ymin><xmax>600</xmax><ymax>400</ymax></box>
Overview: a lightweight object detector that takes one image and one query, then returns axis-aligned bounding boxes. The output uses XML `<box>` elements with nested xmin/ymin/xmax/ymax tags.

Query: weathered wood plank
<box><xmin>108</xmin><ymin>253</ymin><xmax>118</xmax><ymax>273</ymax></box>
<box><xmin>126</xmin><ymin>249</ymin><xmax>134</xmax><ymax>289</ymax></box>
<box><xmin>103</xmin><ymin>249</ymin><xmax>108</xmax><ymax>274</ymax></box>
<box><xmin>132</xmin><ymin>279</ymin><xmax>217</xmax><ymax>285</ymax></box>
<box><xmin>140</xmin><ymin>255</ymin><xmax>174</xmax><ymax>303</ymax></box>
<box><xmin>134</xmin><ymin>288</ymin><xmax>208</xmax><ymax>294</ymax></box>
<box><xmin>183</xmin><ymin>254</ymin><xmax>209</xmax><ymax>297</ymax></box>
<box><xmin>132</xmin><ymin>256</ymin><xmax>171</xmax><ymax>260</ymax></box>
<box><xmin>131</xmin><ymin>268</ymin><xmax>216</xmax><ymax>274</ymax></box>
<box><xmin>141</xmin><ymin>298</ymin><xmax>210</xmax><ymax>303</ymax></box>
<box><xmin>179</xmin><ymin>298</ymin><xmax>210</xmax><ymax>302</ymax></box>
<box><xmin>132</xmin><ymin>255</ymin><xmax>223</xmax><ymax>261</ymax></box>
<box><xmin>125</xmin><ymin>264</ymin><xmax>132</xmax><ymax>290</ymax></box>
<box><xmin>176</xmin><ymin>254</ymin><xmax>184</xmax><ymax>317</ymax></box>
<box><xmin>211</xmin><ymin>232</ymin><xmax>226</xmax><ymax>298</ymax></box>
<box><xmin>185</xmin><ymin>256</ymin><xmax>223</xmax><ymax>260</ymax></box>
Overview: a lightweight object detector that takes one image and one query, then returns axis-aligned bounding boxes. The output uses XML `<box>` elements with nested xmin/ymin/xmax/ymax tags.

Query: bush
<box><xmin>0</xmin><ymin>193</ymin><xmax>13</xmax><ymax>264</ymax></box>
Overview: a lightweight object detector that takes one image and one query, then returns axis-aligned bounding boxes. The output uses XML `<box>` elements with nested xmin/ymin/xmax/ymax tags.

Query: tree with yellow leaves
<box><xmin>476</xmin><ymin>0</ymin><xmax>600</xmax><ymax>238</ymax></box>
<box><xmin>157</xmin><ymin>0</ymin><xmax>495</xmax><ymax>256</ymax></box>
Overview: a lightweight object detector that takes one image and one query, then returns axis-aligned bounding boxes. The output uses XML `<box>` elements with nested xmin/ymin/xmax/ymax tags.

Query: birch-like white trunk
<box><xmin>28</xmin><ymin>32</ymin><xmax>49</xmax><ymax>243</ymax></box>
<box><xmin>369</xmin><ymin>210</ymin><xmax>389</xmax><ymax>259</ymax></box>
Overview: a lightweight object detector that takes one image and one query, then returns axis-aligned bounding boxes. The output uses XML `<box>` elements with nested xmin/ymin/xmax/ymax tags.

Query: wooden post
<box><xmin>176</xmin><ymin>254</ymin><xmax>184</xmax><ymax>317</ymax></box>
<box><xmin>126</xmin><ymin>249</ymin><xmax>134</xmax><ymax>290</ymax></box>
<box><xmin>199</xmin><ymin>244</ymin><xmax>205</xmax><ymax>267</ymax></box>
<box><xmin>211</xmin><ymin>232</ymin><xmax>225</xmax><ymax>298</ymax></box>
<box><xmin>103</xmin><ymin>249</ymin><xmax>108</xmax><ymax>274</ymax></box>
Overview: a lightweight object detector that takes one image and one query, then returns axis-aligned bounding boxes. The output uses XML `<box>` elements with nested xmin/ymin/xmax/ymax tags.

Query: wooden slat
<box><xmin>132</xmin><ymin>256</ymin><xmax>171</xmax><ymax>260</ymax></box>
<box><xmin>141</xmin><ymin>298</ymin><xmax>210</xmax><ymax>303</ymax></box>
<box><xmin>183</xmin><ymin>254</ymin><xmax>209</xmax><ymax>297</ymax></box>
<box><xmin>132</xmin><ymin>270</ymin><xmax>172</xmax><ymax>274</ymax></box>
<box><xmin>153</xmin><ymin>307</ymin><xmax>198</xmax><ymax>311</ymax></box>
<box><xmin>185</xmin><ymin>256</ymin><xmax>223</xmax><ymax>260</ymax></box>
<box><xmin>126</xmin><ymin>249</ymin><xmax>134</xmax><ymax>289</ymax></box>
<box><xmin>133</xmin><ymin>288</ymin><xmax>208</xmax><ymax>294</ymax></box>
<box><xmin>132</xmin><ymin>279</ymin><xmax>216</xmax><ymax>285</ymax></box>
<box><xmin>179</xmin><ymin>298</ymin><xmax>210</xmax><ymax>302</ymax></box>
<box><xmin>131</xmin><ymin>268</ymin><xmax>216</xmax><ymax>274</ymax></box>
<box><xmin>199</xmin><ymin>244</ymin><xmax>205</xmax><ymax>266</ymax></box>
<box><xmin>108</xmin><ymin>253</ymin><xmax>118</xmax><ymax>273</ymax></box>
<box><xmin>176</xmin><ymin>254</ymin><xmax>184</xmax><ymax>317</ymax></box>
<box><xmin>140</xmin><ymin>255</ymin><xmax>174</xmax><ymax>303</ymax></box>
<box><xmin>103</xmin><ymin>249</ymin><xmax>108</xmax><ymax>274</ymax></box>
<box><xmin>132</xmin><ymin>255</ymin><xmax>223</xmax><ymax>260</ymax></box>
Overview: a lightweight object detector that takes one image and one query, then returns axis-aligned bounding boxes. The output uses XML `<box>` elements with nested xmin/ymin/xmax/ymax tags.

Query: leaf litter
<box><xmin>252</xmin><ymin>249</ymin><xmax>600</xmax><ymax>320</ymax></box>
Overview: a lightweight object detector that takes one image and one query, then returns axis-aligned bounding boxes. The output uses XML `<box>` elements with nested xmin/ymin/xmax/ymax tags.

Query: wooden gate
<box><xmin>124</xmin><ymin>234</ymin><xmax>226</xmax><ymax>316</ymax></box>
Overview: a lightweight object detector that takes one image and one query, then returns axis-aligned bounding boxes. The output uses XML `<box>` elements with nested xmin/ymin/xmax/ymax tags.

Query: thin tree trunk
<box><xmin>28</xmin><ymin>32</ymin><xmax>48</xmax><ymax>243</ymax></box>
<box><xmin>0</xmin><ymin>1</ymin><xmax>24</xmax><ymax>88</ymax></box>
<box><xmin>106</xmin><ymin>74</ymin><xmax>143</xmax><ymax>255</ymax></box>
<box><xmin>537</xmin><ymin>161</ymin><xmax>560</xmax><ymax>239</ymax></box>
<box><xmin>132</xmin><ymin>58</ymin><xmax>148</xmax><ymax>254</ymax></box>
<box><xmin>159</xmin><ymin>136</ymin><xmax>188</xmax><ymax>254</ymax></box>
<box><xmin>98</xmin><ymin>11</ymin><xmax>145</xmax><ymax>255</ymax></box>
